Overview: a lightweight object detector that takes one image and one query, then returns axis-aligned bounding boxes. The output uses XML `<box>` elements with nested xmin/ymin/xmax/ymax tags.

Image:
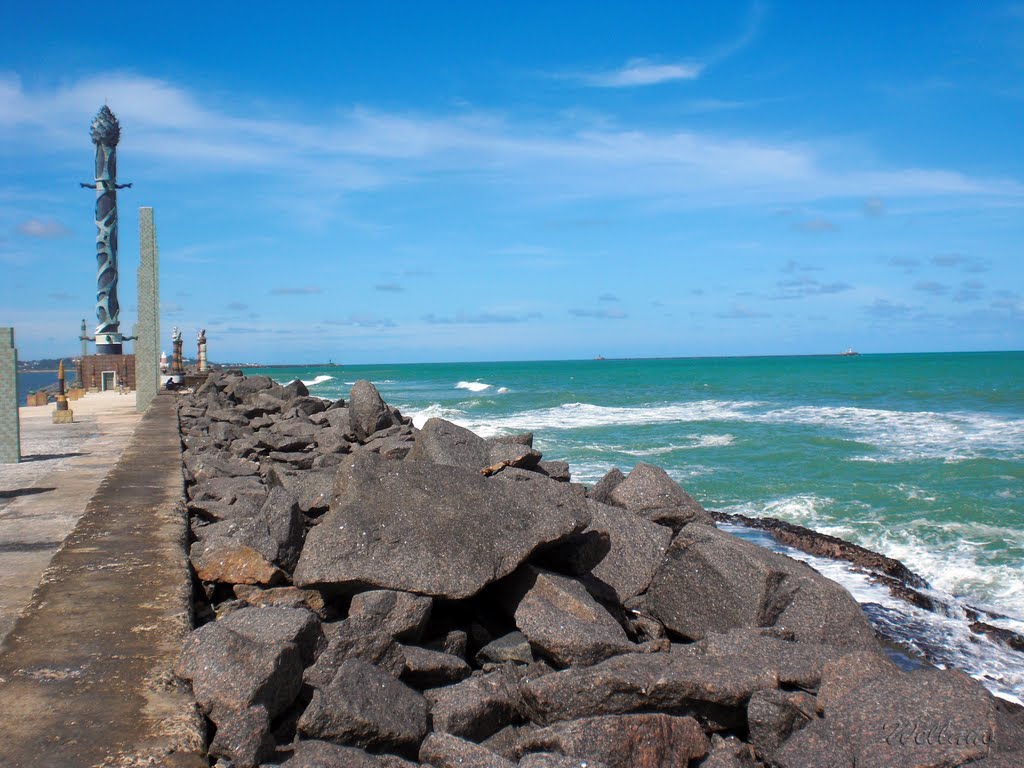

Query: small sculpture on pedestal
<box><xmin>52</xmin><ymin>360</ymin><xmax>74</xmax><ymax>424</ymax></box>
<box><xmin>197</xmin><ymin>329</ymin><xmax>208</xmax><ymax>372</ymax></box>
<box><xmin>171</xmin><ymin>326</ymin><xmax>184</xmax><ymax>376</ymax></box>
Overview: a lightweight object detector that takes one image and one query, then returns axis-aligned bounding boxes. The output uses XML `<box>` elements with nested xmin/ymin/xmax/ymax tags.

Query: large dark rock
<box><xmin>245</xmin><ymin>485</ymin><xmax>305</xmax><ymax>571</ymax></box>
<box><xmin>349</xmin><ymin>380</ymin><xmax>396</xmax><ymax>441</ymax></box>
<box><xmin>348</xmin><ymin>589</ymin><xmax>433</xmax><ymax>642</ymax></box>
<box><xmin>233</xmin><ymin>584</ymin><xmax>330</xmax><ymax>619</ymax></box>
<box><xmin>775</xmin><ymin>668</ymin><xmax>1002</xmax><ymax>768</ymax></box>
<box><xmin>518</xmin><ymin>756</ymin><xmax>609</xmax><ymax>768</ymax></box>
<box><xmin>477</xmin><ymin>632</ymin><xmax>534</xmax><ymax>666</ymax></box>
<box><xmin>588</xmin><ymin>468</ymin><xmax>625</xmax><ymax>505</ymax></box>
<box><xmin>522</xmin><ymin>652</ymin><xmax>778</xmax><ymax>729</ymax></box>
<box><xmin>515</xmin><ymin>714</ymin><xmax>708</xmax><ymax>768</ymax></box>
<box><xmin>407</xmin><ymin>418</ymin><xmax>490</xmax><ymax>469</ymax></box>
<box><xmin>184</xmin><ymin>450</ymin><xmax>260</xmax><ymax>484</ymax></box>
<box><xmin>400</xmin><ymin>644</ymin><xmax>472</xmax><ymax>688</ymax></box>
<box><xmin>608</xmin><ymin>463</ymin><xmax>697</xmax><ymax>512</ymax></box>
<box><xmin>190</xmin><ymin>537</ymin><xmax>287</xmax><ymax>586</ymax></box>
<box><xmin>426</xmin><ymin>665</ymin><xmax>527</xmax><ymax>741</ymax></box>
<box><xmin>216</xmin><ymin>606</ymin><xmax>322</xmax><ymax>666</ymax></box>
<box><xmin>578</xmin><ymin>500</ymin><xmax>671</xmax><ymax>603</ymax></box>
<box><xmin>304</xmin><ymin>616</ymin><xmax>407</xmax><ymax>689</ymax></box>
<box><xmin>746</xmin><ymin>689</ymin><xmax>815</xmax><ymax>760</ymax></box>
<box><xmin>267</xmin><ymin>465</ymin><xmax>336</xmax><ymax>513</ymax></box>
<box><xmin>815</xmin><ymin>649</ymin><xmax>900</xmax><ymax>712</ymax></box>
<box><xmin>281</xmin><ymin>740</ymin><xmax>418</xmax><ymax>767</ymax></box>
<box><xmin>282</xmin><ymin>379</ymin><xmax>310</xmax><ymax>399</ymax></box>
<box><xmin>420</xmin><ymin>732</ymin><xmax>517</xmax><ymax>768</ymax></box>
<box><xmin>504</xmin><ymin>567</ymin><xmax>635</xmax><ymax>667</ymax></box>
<box><xmin>688</xmin><ymin>628</ymin><xmax>853</xmax><ymax>690</ymax></box>
<box><xmin>226</xmin><ymin>375</ymin><xmax>279</xmax><ymax>402</ymax></box>
<box><xmin>297</xmin><ymin>658</ymin><xmax>428</xmax><ymax>754</ymax></box>
<box><xmin>645</xmin><ymin>524</ymin><xmax>878</xmax><ymax>648</ymax></box>
<box><xmin>175</xmin><ymin>620</ymin><xmax>304</xmax><ymax>740</ymax></box>
<box><xmin>294</xmin><ymin>453</ymin><xmax>591</xmax><ymax>599</ymax></box>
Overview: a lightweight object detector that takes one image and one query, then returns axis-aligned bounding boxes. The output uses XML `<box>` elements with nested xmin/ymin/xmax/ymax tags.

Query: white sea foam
<box><xmin>497</xmin><ymin>387</ymin><xmax>510</xmax><ymax>394</ymax></box>
<box><xmin>762</xmin><ymin>404</ymin><xmax>1024</xmax><ymax>463</ymax></box>
<box><xmin>410</xmin><ymin>403</ymin><xmax>468</xmax><ymax>429</ymax></box>
<box><xmin>299</xmin><ymin>374</ymin><xmax>334</xmax><ymax>387</ymax></box>
<box><xmin>455</xmin><ymin>381</ymin><xmax>492</xmax><ymax>392</ymax></box>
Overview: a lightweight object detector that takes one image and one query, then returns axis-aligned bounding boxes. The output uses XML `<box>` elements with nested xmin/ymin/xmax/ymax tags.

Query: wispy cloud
<box><xmin>598</xmin><ymin>293</ymin><xmax>620</xmax><ymax>302</ymax></box>
<box><xmin>16</xmin><ymin>217</ymin><xmax>70</xmax><ymax>238</ymax></box>
<box><xmin>578</xmin><ymin>59</ymin><xmax>704</xmax><ymax>88</ymax></box>
<box><xmin>269</xmin><ymin>286</ymin><xmax>322</xmax><ymax>296</ymax></box>
<box><xmin>773</xmin><ymin>278</ymin><xmax>852</xmax><ymax>299</ymax></box>
<box><xmin>913</xmin><ymin>280</ymin><xmax>949</xmax><ymax>296</ymax></box>
<box><xmin>792</xmin><ymin>218</ymin><xmax>839</xmax><ymax>233</ymax></box>
<box><xmin>716</xmin><ymin>305</ymin><xmax>770</xmax><ymax>319</ymax></box>
<box><xmin>422</xmin><ymin>311</ymin><xmax>542</xmax><ymax>324</ymax></box>
<box><xmin>862</xmin><ymin>197</ymin><xmax>886</xmax><ymax>217</ymax></box>
<box><xmin>569</xmin><ymin>307</ymin><xmax>627</xmax><ymax>320</ymax></box>
<box><xmin>226</xmin><ymin>301</ymin><xmax>249</xmax><ymax>311</ymax></box>
<box><xmin>781</xmin><ymin>259</ymin><xmax>822</xmax><ymax>273</ymax></box>
<box><xmin>375</xmin><ymin>282</ymin><xmax>403</xmax><ymax>292</ymax></box>
<box><xmin>953</xmin><ymin>280</ymin><xmax>986</xmax><ymax>303</ymax></box>
<box><xmin>324</xmin><ymin>313</ymin><xmax>396</xmax><ymax>328</ymax></box>
<box><xmin>886</xmin><ymin>256</ymin><xmax>920</xmax><ymax>273</ymax></box>
<box><xmin>3</xmin><ymin>73</ymin><xmax>1018</xmax><ymax>211</ymax></box>
<box><xmin>931</xmin><ymin>254</ymin><xmax>990</xmax><ymax>272</ymax></box>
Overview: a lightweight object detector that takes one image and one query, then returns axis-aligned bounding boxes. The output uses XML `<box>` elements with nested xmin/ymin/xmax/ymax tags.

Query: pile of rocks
<box><xmin>174</xmin><ymin>372</ymin><xmax>1023</xmax><ymax>768</ymax></box>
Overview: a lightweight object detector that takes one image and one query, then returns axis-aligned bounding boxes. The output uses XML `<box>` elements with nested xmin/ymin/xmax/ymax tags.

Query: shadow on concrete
<box><xmin>0</xmin><ymin>488</ymin><xmax>56</xmax><ymax>500</ymax></box>
<box><xmin>21</xmin><ymin>453</ymin><xmax>85</xmax><ymax>463</ymax></box>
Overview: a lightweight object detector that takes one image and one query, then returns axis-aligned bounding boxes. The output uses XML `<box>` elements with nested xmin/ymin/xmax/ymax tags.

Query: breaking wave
<box><xmin>300</xmin><ymin>375</ymin><xmax>334</xmax><ymax>387</ymax></box>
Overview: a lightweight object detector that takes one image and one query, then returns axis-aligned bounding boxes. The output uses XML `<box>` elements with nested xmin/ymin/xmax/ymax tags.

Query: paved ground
<box><xmin>0</xmin><ymin>392</ymin><xmax>205</xmax><ymax>767</ymax></box>
<box><xmin>0</xmin><ymin>391</ymin><xmax>141</xmax><ymax>644</ymax></box>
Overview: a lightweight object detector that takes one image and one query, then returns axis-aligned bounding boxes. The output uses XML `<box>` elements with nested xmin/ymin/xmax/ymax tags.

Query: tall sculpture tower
<box><xmin>82</xmin><ymin>106</ymin><xmax>131</xmax><ymax>354</ymax></box>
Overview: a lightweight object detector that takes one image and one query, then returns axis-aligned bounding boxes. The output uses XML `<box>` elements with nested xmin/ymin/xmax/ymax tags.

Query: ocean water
<box><xmin>251</xmin><ymin>352</ymin><xmax>1024</xmax><ymax>701</ymax></box>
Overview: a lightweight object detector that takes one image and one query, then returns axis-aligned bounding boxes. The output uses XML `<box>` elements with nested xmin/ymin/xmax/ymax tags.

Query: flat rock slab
<box><xmin>294</xmin><ymin>453</ymin><xmax>590</xmax><ymax>599</ymax></box>
<box><xmin>0</xmin><ymin>393</ymin><xmax>206</xmax><ymax>767</ymax></box>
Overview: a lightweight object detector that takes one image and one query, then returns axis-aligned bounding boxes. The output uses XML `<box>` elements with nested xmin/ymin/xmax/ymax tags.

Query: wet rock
<box><xmin>349</xmin><ymin>380</ymin><xmax>396</xmax><ymax>441</ymax></box>
<box><xmin>477</xmin><ymin>632</ymin><xmax>534</xmax><ymax>666</ymax></box>
<box><xmin>401</xmin><ymin>645</ymin><xmax>472</xmax><ymax>688</ymax></box>
<box><xmin>522</xmin><ymin>652</ymin><xmax>777</xmax><ymax>729</ymax></box>
<box><xmin>420</xmin><ymin>732</ymin><xmax>517</xmax><ymax>768</ymax></box>
<box><xmin>504</xmin><ymin>567</ymin><xmax>635</xmax><ymax>667</ymax></box>
<box><xmin>294</xmin><ymin>453</ymin><xmax>590</xmax><ymax>600</ymax></box>
<box><xmin>515</xmin><ymin>713</ymin><xmax>708</xmax><ymax>768</ymax></box>
<box><xmin>645</xmin><ymin>523</ymin><xmax>878</xmax><ymax>648</ymax></box>
<box><xmin>426</xmin><ymin>665</ymin><xmax>527</xmax><ymax>741</ymax></box>
<box><xmin>297</xmin><ymin>658</ymin><xmax>428</xmax><ymax>754</ymax></box>
<box><xmin>775</xmin><ymin>668</ymin><xmax>999</xmax><ymax>768</ymax></box>
<box><xmin>348</xmin><ymin>589</ymin><xmax>433</xmax><ymax>642</ymax></box>
<box><xmin>281</xmin><ymin>740</ymin><xmax>418</xmax><ymax>767</ymax></box>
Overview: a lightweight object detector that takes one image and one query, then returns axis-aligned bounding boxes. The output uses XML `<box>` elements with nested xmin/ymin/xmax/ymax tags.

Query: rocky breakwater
<box><xmin>173</xmin><ymin>371</ymin><xmax>1024</xmax><ymax>768</ymax></box>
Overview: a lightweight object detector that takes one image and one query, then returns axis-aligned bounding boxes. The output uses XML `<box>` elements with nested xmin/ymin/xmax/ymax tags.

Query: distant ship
<box><xmin>840</xmin><ymin>347</ymin><xmax>859</xmax><ymax>356</ymax></box>
<box><xmin>594</xmin><ymin>355</ymin><xmax>606</xmax><ymax>361</ymax></box>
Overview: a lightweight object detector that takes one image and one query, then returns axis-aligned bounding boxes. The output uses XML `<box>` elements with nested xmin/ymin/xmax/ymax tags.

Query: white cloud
<box><xmin>581</xmin><ymin>59</ymin><xmax>704</xmax><ymax>88</ymax></box>
<box><xmin>1</xmin><ymin>71</ymin><xmax>1021</xmax><ymax>211</ymax></box>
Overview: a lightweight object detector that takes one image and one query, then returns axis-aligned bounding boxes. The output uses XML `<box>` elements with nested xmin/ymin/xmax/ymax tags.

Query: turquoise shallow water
<box><xmin>252</xmin><ymin>352</ymin><xmax>1024</xmax><ymax>699</ymax></box>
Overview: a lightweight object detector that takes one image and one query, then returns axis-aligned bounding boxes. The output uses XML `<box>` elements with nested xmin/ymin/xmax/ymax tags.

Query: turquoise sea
<box><xmin>253</xmin><ymin>352</ymin><xmax>1023</xmax><ymax>700</ymax></box>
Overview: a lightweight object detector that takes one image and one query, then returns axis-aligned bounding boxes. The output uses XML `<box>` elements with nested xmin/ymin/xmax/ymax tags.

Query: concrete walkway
<box><xmin>0</xmin><ymin>393</ymin><xmax>205</xmax><ymax>767</ymax></box>
<box><xmin>0</xmin><ymin>391</ymin><xmax>141</xmax><ymax>644</ymax></box>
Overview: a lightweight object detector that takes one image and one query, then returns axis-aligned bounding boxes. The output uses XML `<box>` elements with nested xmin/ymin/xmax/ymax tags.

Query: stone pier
<box><xmin>0</xmin><ymin>328</ymin><xmax>19</xmax><ymax>464</ymax></box>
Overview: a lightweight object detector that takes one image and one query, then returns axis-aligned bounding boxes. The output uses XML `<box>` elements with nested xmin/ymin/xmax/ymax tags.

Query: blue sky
<box><xmin>2</xmin><ymin>2</ymin><xmax>1022</xmax><ymax>363</ymax></box>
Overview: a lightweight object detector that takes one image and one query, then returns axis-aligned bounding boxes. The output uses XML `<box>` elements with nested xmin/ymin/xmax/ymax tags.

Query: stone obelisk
<box><xmin>84</xmin><ymin>106</ymin><xmax>131</xmax><ymax>354</ymax></box>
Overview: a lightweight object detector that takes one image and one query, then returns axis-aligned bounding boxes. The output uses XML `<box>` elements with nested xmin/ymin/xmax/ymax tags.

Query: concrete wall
<box><xmin>135</xmin><ymin>207</ymin><xmax>160</xmax><ymax>412</ymax></box>
<box><xmin>0</xmin><ymin>328</ymin><xmax>20</xmax><ymax>463</ymax></box>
